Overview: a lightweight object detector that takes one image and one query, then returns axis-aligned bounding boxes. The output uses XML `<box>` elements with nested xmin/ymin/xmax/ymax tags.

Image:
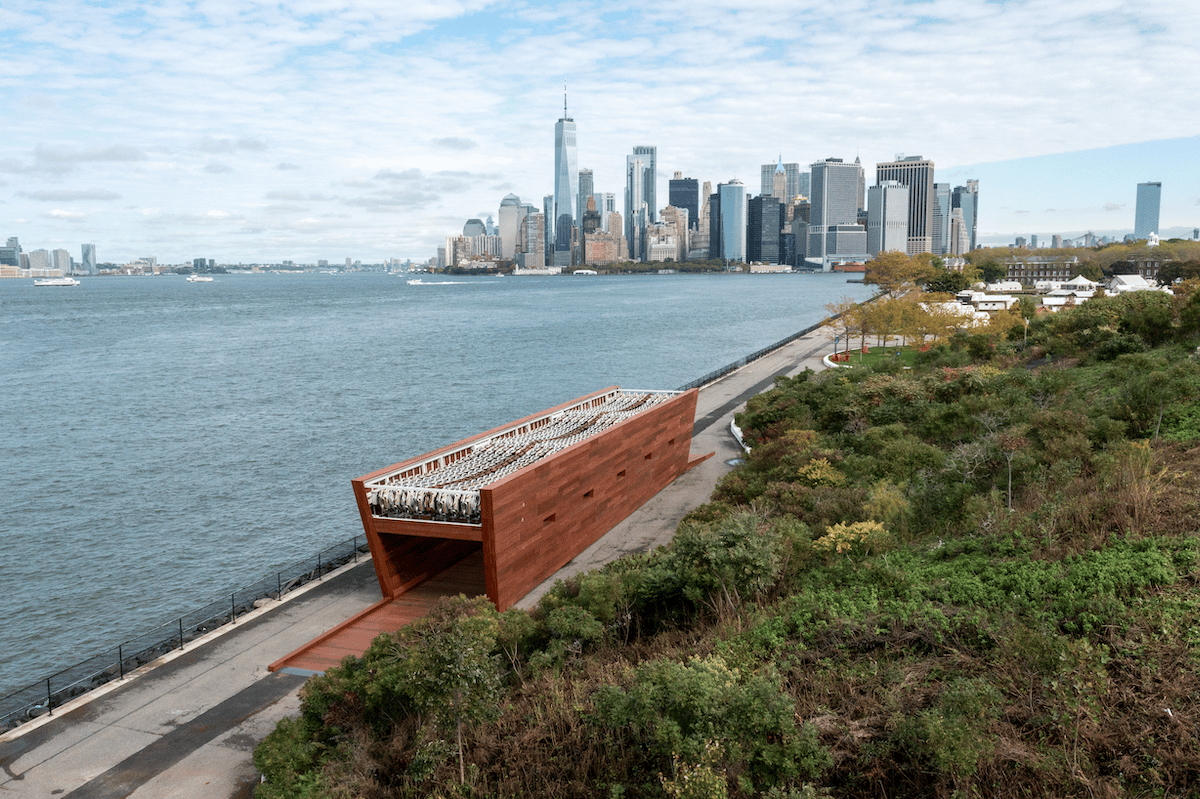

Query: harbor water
<box><xmin>0</xmin><ymin>271</ymin><xmax>872</xmax><ymax>696</ymax></box>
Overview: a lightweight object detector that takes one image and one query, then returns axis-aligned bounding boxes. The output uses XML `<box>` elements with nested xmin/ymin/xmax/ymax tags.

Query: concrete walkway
<box><xmin>0</xmin><ymin>325</ymin><xmax>835</xmax><ymax>799</ymax></box>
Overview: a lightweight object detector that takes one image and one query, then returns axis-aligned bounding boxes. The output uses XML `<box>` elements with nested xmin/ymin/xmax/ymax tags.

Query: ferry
<box><xmin>33</xmin><ymin>277</ymin><xmax>80</xmax><ymax>287</ymax></box>
<box><xmin>186</xmin><ymin>274</ymin><xmax>214</xmax><ymax>282</ymax></box>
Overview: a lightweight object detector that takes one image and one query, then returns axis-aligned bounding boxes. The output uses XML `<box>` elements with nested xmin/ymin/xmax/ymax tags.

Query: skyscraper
<box><xmin>931</xmin><ymin>183</ymin><xmax>951</xmax><ymax>255</ymax></box>
<box><xmin>951</xmin><ymin>181</ymin><xmax>979</xmax><ymax>252</ymax></box>
<box><xmin>772</xmin><ymin>161</ymin><xmax>787</xmax><ymax>201</ymax></box>
<box><xmin>0</xmin><ymin>237</ymin><xmax>19</xmax><ymax>266</ymax></box>
<box><xmin>632</xmin><ymin>146</ymin><xmax>657</xmax><ymax>223</ymax></box>
<box><xmin>498</xmin><ymin>194</ymin><xmax>522</xmax><ymax>260</ymax></box>
<box><xmin>81</xmin><ymin>243</ymin><xmax>96</xmax><ymax>275</ymax></box>
<box><xmin>867</xmin><ymin>181</ymin><xmax>910</xmax><ymax>256</ymax></box>
<box><xmin>518</xmin><ymin>212</ymin><xmax>545</xmax><ymax>268</ymax></box>
<box><xmin>52</xmin><ymin>249</ymin><xmax>71</xmax><ymax>274</ymax></box>
<box><xmin>949</xmin><ymin>209</ymin><xmax>969</xmax><ymax>256</ymax></box>
<box><xmin>747</xmin><ymin>195</ymin><xmax>781</xmax><ymax>264</ymax></box>
<box><xmin>668</xmin><ymin>172</ymin><xmax>699</xmax><ymax>230</ymax></box>
<box><xmin>717</xmin><ymin>180</ymin><xmax>746</xmax><ymax>263</ymax></box>
<box><xmin>707</xmin><ymin>190</ymin><xmax>721</xmax><ymax>262</ymax></box>
<box><xmin>594</xmin><ymin>192</ymin><xmax>616</xmax><ymax>232</ymax></box>
<box><xmin>659</xmin><ymin>205</ymin><xmax>689</xmax><ymax>261</ymax></box>
<box><xmin>625</xmin><ymin>154</ymin><xmax>649</xmax><ymax>260</ymax></box>
<box><xmin>553</xmin><ymin>93</ymin><xmax>579</xmax><ymax>265</ymax></box>
<box><xmin>761</xmin><ymin>159</ymin><xmax>804</xmax><ymax>201</ymax></box>
<box><xmin>876</xmin><ymin>155</ymin><xmax>935</xmax><ymax>255</ymax></box>
<box><xmin>577</xmin><ymin>168</ymin><xmax>594</xmax><ymax>238</ymax></box>
<box><xmin>1134</xmin><ymin>182</ymin><xmax>1161</xmax><ymax>240</ymax></box>
<box><xmin>854</xmin><ymin>157</ymin><xmax>866</xmax><ymax>214</ymax></box>
<box><xmin>543</xmin><ymin>195</ymin><xmax>555</xmax><ymax>266</ymax></box>
<box><xmin>808</xmin><ymin>158</ymin><xmax>865</xmax><ymax>266</ymax></box>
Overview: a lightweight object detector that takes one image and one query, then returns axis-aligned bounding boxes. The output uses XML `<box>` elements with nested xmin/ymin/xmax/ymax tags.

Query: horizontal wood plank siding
<box><xmin>483</xmin><ymin>389</ymin><xmax>698</xmax><ymax>609</ymax></box>
<box><xmin>353</xmin><ymin>388</ymin><xmax>699</xmax><ymax>611</ymax></box>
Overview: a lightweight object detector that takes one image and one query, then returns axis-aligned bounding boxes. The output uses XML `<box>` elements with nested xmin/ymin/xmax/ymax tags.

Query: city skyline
<box><xmin>3</xmin><ymin>1</ymin><xmax>1199</xmax><ymax>262</ymax></box>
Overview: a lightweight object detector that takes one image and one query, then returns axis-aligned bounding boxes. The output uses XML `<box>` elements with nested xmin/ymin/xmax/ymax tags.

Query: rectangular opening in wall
<box><xmin>644</xmin><ymin>452</ymin><xmax>653</xmax><ymax>460</ymax></box>
<box><xmin>617</xmin><ymin>469</ymin><xmax>626</xmax><ymax>478</ymax></box>
<box><xmin>583</xmin><ymin>489</ymin><xmax>594</xmax><ymax>498</ymax></box>
<box><xmin>668</xmin><ymin>438</ymin><xmax>676</xmax><ymax>446</ymax></box>
<box><xmin>543</xmin><ymin>513</ymin><xmax>556</xmax><ymax>524</ymax></box>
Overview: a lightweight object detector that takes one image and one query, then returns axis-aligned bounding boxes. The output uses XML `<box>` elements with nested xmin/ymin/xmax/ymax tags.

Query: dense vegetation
<box><xmin>255</xmin><ymin>285</ymin><xmax>1200</xmax><ymax>798</ymax></box>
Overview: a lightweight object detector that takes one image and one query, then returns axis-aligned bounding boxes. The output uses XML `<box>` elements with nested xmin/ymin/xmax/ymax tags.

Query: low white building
<box><xmin>926</xmin><ymin>300</ymin><xmax>991</xmax><ymax>328</ymax></box>
<box><xmin>1061</xmin><ymin>274</ymin><xmax>1099</xmax><ymax>293</ymax></box>
<box><xmin>954</xmin><ymin>291</ymin><xmax>1019</xmax><ymax>312</ymax></box>
<box><xmin>985</xmin><ymin>280</ymin><xmax>1024</xmax><ymax>293</ymax></box>
<box><xmin>1039</xmin><ymin>295</ymin><xmax>1077</xmax><ymax>313</ymax></box>
<box><xmin>976</xmin><ymin>294</ymin><xmax>1019</xmax><ymax>312</ymax></box>
<box><xmin>1105</xmin><ymin>274</ymin><xmax>1170</xmax><ymax>294</ymax></box>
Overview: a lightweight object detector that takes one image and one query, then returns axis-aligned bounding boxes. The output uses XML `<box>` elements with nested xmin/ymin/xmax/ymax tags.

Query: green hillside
<box><xmin>255</xmin><ymin>285</ymin><xmax>1200</xmax><ymax>798</ymax></box>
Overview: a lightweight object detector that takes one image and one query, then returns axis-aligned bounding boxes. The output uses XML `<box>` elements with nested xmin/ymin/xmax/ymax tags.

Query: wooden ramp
<box><xmin>269</xmin><ymin>551</ymin><xmax>488</xmax><ymax>676</ymax></box>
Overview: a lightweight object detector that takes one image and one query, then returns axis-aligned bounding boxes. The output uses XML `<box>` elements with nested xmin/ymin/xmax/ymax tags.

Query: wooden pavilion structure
<box><xmin>270</xmin><ymin>386</ymin><xmax>707</xmax><ymax>674</ymax></box>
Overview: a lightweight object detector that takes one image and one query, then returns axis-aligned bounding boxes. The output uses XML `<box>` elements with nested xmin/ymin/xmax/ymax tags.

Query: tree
<box><xmin>864</xmin><ymin>251</ymin><xmax>936</xmax><ymax>299</ymax></box>
<box><xmin>925</xmin><ymin>269</ymin><xmax>972</xmax><ymax>294</ymax></box>
<box><xmin>824</xmin><ymin>296</ymin><xmax>863</xmax><ymax>356</ymax></box>
<box><xmin>865</xmin><ymin>296</ymin><xmax>910</xmax><ymax>348</ymax></box>
<box><xmin>995</xmin><ymin>430</ymin><xmax>1029</xmax><ymax>510</ymax></box>
<box><xmin>1113</xmin><ymin>354</ymin><xmax>1200</xmax><ymax>440</ymax></box>
<box><xmin>385</xmin><ymin>595</ymin><xmax>503</xmax><ymax>784</ymax></box>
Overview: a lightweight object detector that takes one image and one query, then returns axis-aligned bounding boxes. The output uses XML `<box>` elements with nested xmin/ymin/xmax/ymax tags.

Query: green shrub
<box><xmin>592</xmin><ymin>654</ymin><xmax>830</xmax><ymax>791</ymax></box>
<box><xmin>253</xmin><ymin>716</ymin><xmax>326</xmax><ymax>799</ymax></box>
<box><xmin>667</xmin><ymin>511</ymin><xmax>784</xmax><ymax>614</ymax></box>
<box><xmin>889</xmin><ymin>677</ymin><xmax>1003</xmax><ymax>781</ymax></box>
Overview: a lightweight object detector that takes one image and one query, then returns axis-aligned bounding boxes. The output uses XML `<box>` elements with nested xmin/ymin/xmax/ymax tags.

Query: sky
<box><xmin>2</xmin><ymin>0</ymin><xmax>1199</xmax><ymax>264</ymax></box>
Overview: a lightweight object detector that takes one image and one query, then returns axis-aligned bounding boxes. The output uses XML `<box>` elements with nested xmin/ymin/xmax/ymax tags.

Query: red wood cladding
<box><xmin>481</xmin><ymin>388</ymin><xmax>698</xmax><ymax>609</ymax></box>
<box><xmin>351</xmin><ymin>387</ymin><xmax>701</xmax><ymax>611</ymax></box>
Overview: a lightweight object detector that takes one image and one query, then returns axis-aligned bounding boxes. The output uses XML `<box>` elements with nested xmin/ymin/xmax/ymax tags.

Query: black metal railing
<box><xmin>0</xmin><ymin>534</ymin><xmax>370</xmax><ymax>732</ymax></box>
<box><xmin>676</xmin><ymin>319</ymin><xmax>829</xmax><ymax>391</ymax></box>
<box><xmin>3</xmin><ymin>309</ymin><xmax>867</xmax><ymax>734</ymax></box>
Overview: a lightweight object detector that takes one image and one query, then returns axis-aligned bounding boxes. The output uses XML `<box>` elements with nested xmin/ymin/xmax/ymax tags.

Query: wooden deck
<box><xmin>268</xmin><ymin>550</ymin><xmax>488</xmax><ymax>675</ymax></box>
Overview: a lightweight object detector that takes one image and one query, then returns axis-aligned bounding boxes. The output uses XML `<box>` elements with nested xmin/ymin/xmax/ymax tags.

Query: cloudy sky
<box><xmin>3</xmin><ymin>0</ymin><xmax>1198</xmax><ymax>264</ymax></box>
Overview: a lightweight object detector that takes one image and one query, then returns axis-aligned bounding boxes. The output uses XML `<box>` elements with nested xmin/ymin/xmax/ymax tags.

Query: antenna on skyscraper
<box><xmin>564</xmin><ymin>82</ymin><xmax>568</xmax><ymax>118</ymax></box>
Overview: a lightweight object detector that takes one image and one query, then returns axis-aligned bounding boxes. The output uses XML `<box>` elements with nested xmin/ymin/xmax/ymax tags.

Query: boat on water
<box><xmin>573</xmin><ymin>269</ymin><xmax>597</xmax><ymax>276</ymax></box>
<box><xmin>186</xmin><ymin>274</ymin><xmax>214</xmax><ymax>282</ymax></box>
<box><xmin>33</xmin><ymin>277</ymin><xmax>80</xmax><ymax>287</ymax></box>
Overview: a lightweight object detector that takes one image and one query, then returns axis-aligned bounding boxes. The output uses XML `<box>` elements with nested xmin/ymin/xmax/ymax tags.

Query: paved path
<box><xmin>0</xmin><ymin>324</ymin><xmax>834</xmax><ymax>799</ymax></box>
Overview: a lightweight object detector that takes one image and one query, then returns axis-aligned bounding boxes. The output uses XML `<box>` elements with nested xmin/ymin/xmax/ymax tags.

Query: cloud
<box><xmin>35</xmin><ymin>144</ymin><xmax>147</xmax><ymax>164</ymax></box>
<box><xmin>142</xmin><ymin>210</ymin><xmax>247</xmax><ymax>227</ymax></box>
<box><xmin>195</xmin><ymin>137</ymin><xmax>267</xmax><ymax>153</ymax></box>
<box><xmin>5</xmin><ymin>0</ymin><xmax>1200</xmax><ymax>260</ymax></box>
<box><xmin>0</xmin><ymin>144</ymin><xmax>148</xmax><ymax>175</ymax></box>
<box><xmin>46</xmin><ymin>209</ymin><xmax>87</xmax><ymax>220</ymax></box>
<box><xmin>1104</xmin><ymin>203</ymin><xmax>1122</xmax><ymax>211</ymax></box>
<box><xmin>264</xmin><ymin>190</ymin><xmax>337</xmax><ymax>201</ymax></box>
<box><xmin>344</xmin><ymin>190</ymin><xmax>440</xmax><ymax>210</ymax></box>
<box><xmin>20</xmin><ymin>188</ymin><xmax>121</xmax><ymax>201</ymax></box>
<box><xmin>432</xmin><ymin>136</ymin><xmax>477</xmax><ymax>151</ymax></box>
<box><xmin>374</xmin><ymin>168</ymin><xmax>424</xmax><ymax>182</ymax></box>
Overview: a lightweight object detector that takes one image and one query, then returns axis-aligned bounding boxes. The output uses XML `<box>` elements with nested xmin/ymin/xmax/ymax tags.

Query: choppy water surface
<box><xmin>0</xmin><ymin>271</ymin><xmax>871</xmax><ymax>694</ymax></box>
